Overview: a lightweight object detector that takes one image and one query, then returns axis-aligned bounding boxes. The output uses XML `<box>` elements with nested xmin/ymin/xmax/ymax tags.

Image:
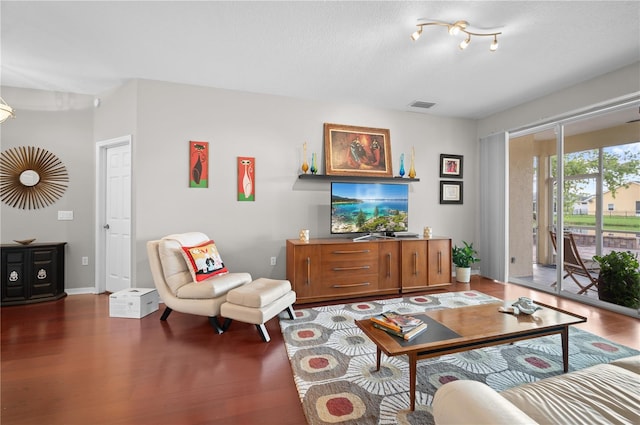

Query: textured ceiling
<box><xmin>1</xmin><ymin>1</ymin><xmax>639</xmax><ymax>119</ymax></box>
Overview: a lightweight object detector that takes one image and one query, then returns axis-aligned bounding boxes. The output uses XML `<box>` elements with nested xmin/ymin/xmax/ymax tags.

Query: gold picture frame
<box><xmin>323</xmin><ymin>123</ymin><xmax>392</xmax><ymax>177</ymax></box>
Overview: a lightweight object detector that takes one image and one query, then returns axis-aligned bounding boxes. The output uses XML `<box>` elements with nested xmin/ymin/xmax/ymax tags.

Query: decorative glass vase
<box><xmin>408</xmin><ymin>158</ymin><xmax>416</xmax><ymax>178</ymax></box>
<box><xmin>301</xmin><ymin>142</ymin><xmax>309</xmax><ymax>174</ymax></box>
<box><xmin>408</xmin><ymin>148</ymin><xmax>416</xmax><ymax>178</ymax></box>
<box><xmin>310</xmin><ymin>153</ymin><xmax>318</xmax><ymax>174</ymax></box>
<box><xmin>399</xmin><ymin>153</ymin><xmax>405</xmax><ymax>177</ymax></box>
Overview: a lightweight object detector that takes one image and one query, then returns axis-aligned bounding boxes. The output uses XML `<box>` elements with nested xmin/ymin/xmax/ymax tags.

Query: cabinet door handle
<box><xmin>386</xmin><ymin>253</ymin><xmax>391</xmax><ymax>278</ymax></box>
<box><xmin>413</xmin><ymin>252</ymin><xmax>418</xmax><ymax>275</ymax></box>
<box><xmin>332</xmin><ymin>249</ymin><xmax>370</xmax><ymax>254</ymax></box>
<box><xmin>438</xmin><ymin>251</ymin><xmax>442</xmax><ymax>274</ymax></box>
<box><xmin>305</xmin><ymin>257</ymin><xmax>311</xmax><ymax>285</ymax></box>
<box><xmin>332</xmin><ymin>282</ymin><xmax>370</xmax><ymax>288</ymax></box>
<box><xmin>333</xmin><ymin>265</ymin><xmax>370</xmax><ymax>271</ymax></box>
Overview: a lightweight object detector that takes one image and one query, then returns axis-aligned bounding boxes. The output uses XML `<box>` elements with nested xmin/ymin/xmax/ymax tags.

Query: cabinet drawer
<box><xmin>319</xmin><ymin>273</ymin><xmax>379</xmax><ymax>295</ymax></box>
<box><xmin>321</xmin><ymin>243</ymin><xmax>377</xmax><ymax>262</ymax></box>
<box><xmin>322</xmin><ymin>260</ymin><xmax>375</xmax><ymax>279</ymax></box>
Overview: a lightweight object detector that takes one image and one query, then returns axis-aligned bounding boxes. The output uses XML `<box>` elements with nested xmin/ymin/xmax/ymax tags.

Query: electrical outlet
<box><xmin>270</xmin><ymin>257</ymin><xmax>277</xmax><ymax>266</ymax></box>
<box><xmin>82</xmin><ymin>256</ymin><xmax>89</xmax><ymax>266</ymax></box>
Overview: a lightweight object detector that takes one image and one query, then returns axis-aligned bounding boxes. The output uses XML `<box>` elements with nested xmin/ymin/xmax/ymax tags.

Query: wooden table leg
<box><xmin>409</xmin><ymin>352</ymin><xmax>417</xmax><ymax>411</ymax></box>
<box><xmin>561</xmin><ymin>327</ymin><xmax>569</xmax><ymax>372</ymax></box>
<box><xmin>376</xmin><ymin>347</ymin><xmax>381</xmax><ymax>371</ymax></box>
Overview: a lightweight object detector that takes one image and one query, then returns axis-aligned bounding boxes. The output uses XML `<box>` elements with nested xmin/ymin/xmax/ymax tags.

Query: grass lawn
<box><xmin>563</xmin><ymin>214</ymin><xmax>640</xmax><ymax>232</ymax></box>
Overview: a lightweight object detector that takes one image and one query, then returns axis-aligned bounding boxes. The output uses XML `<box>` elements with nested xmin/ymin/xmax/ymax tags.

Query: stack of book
<box><xmin>370</xmin><ymin>311</ymin><xmax>428</xmax><ymax>341</ymax></box>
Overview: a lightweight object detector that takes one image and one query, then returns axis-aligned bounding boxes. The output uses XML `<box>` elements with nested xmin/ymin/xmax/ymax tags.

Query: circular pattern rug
<box><xmin>278</xmin><ymin>290</ymin><xmax>639</xmax><ymax>425</ymax></box>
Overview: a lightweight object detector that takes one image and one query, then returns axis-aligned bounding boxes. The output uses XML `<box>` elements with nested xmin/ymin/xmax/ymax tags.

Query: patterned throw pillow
<box><xmin>180</xmin><ymin>240</ymin><xmax>229</xmax><ymax>282</ymax></box>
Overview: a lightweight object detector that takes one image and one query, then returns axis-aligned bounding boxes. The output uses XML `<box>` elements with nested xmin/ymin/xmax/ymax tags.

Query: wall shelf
<box><xmin>298</xmin><ymin>174</ymin><xmax>419</xmax><ymax>182</ymax></box>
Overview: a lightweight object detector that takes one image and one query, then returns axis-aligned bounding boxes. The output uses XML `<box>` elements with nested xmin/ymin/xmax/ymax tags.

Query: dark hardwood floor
<box><xmin>2</xmin><ymin>277</ymin><xmax>639</xmax><ymax>425</ymax></box>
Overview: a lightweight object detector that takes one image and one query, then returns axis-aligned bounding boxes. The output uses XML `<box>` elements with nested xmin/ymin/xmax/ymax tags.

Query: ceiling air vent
<box><xmin>409</xmin><ymin>101</ymin><xmax>436</xmax><ymax>109</ymax></box>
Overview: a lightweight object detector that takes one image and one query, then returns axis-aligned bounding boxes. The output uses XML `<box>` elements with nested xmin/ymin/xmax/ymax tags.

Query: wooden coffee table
<box><xmin>355</xmin><ymin>300</ymin><xmax>587</xmax><ymax>411</ymax></box>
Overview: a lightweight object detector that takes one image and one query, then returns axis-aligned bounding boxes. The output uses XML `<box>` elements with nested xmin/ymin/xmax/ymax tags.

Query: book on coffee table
<box><xmin>382</xmin><ymin>311</ymin><xmax>423</xmax><ymax>328</ymax></box>
<box><xmin>370</xmin><ymin>313</ymin><xmax>422</xmax><ymax>332</ymax></box>
<box><xmin>372</xmin><ymin>322</ymin><xmax>428</xmax><ymax>341</ymax></box>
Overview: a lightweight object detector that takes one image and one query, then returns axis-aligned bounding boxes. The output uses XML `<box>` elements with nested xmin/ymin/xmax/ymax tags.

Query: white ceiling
<box><xmin>1</xmin><ymin>1</ymin><xmax>639</xmax><ymax>120</ymax></box>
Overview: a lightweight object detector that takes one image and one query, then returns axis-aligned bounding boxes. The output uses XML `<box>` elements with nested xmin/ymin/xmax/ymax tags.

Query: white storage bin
<box><xmin>109</xmin><ymin>288</ymin><xmax>159</xmax><ymax>318</ymax></box>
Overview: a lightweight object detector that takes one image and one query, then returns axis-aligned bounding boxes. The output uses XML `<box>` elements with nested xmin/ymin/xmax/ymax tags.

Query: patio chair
<box><xmin>549</xmin><ymin>231</ymin><xmax>600</xmax><ymax>295</ymax></box>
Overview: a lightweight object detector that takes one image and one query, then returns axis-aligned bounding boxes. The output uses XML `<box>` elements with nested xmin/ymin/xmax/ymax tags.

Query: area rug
<box><xmin>278</xmin><ymin>291</ymin><xmax>639</xmax><ymax>425</ymax></box>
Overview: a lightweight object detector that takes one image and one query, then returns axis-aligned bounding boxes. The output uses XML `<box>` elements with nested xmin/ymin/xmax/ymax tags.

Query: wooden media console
<box><xmin>286</xmin><ymin>237</ymin><xmax>451</xmax><ymax>304</ymax></box>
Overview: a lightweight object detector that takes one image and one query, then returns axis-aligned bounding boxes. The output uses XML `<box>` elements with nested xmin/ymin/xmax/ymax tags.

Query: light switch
<box><xmin>58</xmin><ymin>210</ymin><xmax>74</xmax><ymax>220</ymax></box>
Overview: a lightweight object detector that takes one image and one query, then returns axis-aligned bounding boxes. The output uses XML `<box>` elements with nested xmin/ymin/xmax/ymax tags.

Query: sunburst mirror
<box><xmin>0</xmin><ymin>146</ymin><xmax>69</xmax><ymax>209</ymax></box>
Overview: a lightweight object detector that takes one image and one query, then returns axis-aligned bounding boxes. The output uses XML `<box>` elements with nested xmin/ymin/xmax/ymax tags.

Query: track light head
<box><xmin>459</xmin><ymin>35</ymin><xmax>471</xmax><ymax>50</ymax></box>
<box><xmin>0</xmin><ymin>97</ymin><xmax>15</xmax><ymax>123</ymax></box>
<box><xmin>490</xmin><ymin>35</ymin><xmax>499</xmax><ymax>51</ymax></box>
<box><xmin>411</xmin><ymin>28</ymin><xmax>422</xmax><ymax>41</ymax></box>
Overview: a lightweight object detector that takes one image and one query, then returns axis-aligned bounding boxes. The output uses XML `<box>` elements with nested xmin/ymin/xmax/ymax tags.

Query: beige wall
<box><xmin>478</xmin><ymin>62</ymin><xmax>640</xmax><ymax>138</ymax></box>
<box><xmin>2</xmin><ymin>81</ymin><xmax>480</xmax><ymax>291</ymax></box>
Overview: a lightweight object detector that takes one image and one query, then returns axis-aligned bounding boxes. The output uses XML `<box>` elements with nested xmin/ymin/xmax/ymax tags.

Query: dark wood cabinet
<box><xmin>1</xmin><ymin>243</ymin><xmax>66</xmax><ymax>306</ymax></box>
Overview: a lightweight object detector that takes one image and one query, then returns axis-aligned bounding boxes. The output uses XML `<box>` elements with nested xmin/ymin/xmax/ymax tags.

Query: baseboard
<box><xmin>452</xmin><ymin>269</ymin><xmax>480</xmax><ymax>277</ymax></box>
<box><xmin>66</xmin><ymin>287</ymin><xmax>99</xmax><ymax>295</ymax></box>
<box><xmin>65</xmin><ymin>288</ymin><xmax>165</xmax><ymax>304</ymax></box>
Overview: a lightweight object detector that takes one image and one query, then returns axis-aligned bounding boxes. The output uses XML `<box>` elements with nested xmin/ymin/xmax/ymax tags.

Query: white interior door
<box><xmin>104</xmin><ymin>143</ymin><xmax>131</xmax><ymax>292</ymax></box>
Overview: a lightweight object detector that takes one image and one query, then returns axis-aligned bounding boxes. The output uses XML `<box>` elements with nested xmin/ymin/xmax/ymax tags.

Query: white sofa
<box><xmin>433</xmin><ymin>355</ymin><xmax>640</xmax><ymax>425</ymax></box>
<box><xmin>147</xmin><ymin>232</ymin><xmax>252</xmax><ymax>332</ymax></box>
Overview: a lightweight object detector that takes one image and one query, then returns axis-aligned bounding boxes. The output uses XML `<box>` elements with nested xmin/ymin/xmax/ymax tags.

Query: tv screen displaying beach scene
<box><xmin>331</xmin><ymin>182</ymin><xmax>408</xmax><ymax>234</ymax></box>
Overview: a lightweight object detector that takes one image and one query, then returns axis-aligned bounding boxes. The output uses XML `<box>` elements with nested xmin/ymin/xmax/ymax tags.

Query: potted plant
<box><xmin>592</xmin><ymin>251</ymin><xmax>640</xmax><ymax>309</ymax></box>
<box><xmin>452</xmin><ymin>241</ymin><xmax>480</xmax><ymax>283</ymax></box>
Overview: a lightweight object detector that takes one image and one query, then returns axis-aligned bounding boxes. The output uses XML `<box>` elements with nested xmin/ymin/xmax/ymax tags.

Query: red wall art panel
<box><xmin>189</xmin><ymin>141</ymin><xmax>209</xmax><ymax>188</ymax></box>
<box><xmin>237</xmin><ymin>156</ymin><xmax>255</xmax><ymax>201</ymax></box>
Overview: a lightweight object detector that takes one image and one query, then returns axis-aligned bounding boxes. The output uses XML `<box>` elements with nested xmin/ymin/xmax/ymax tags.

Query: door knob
<box><xmin>103</xmin><ymin>224</ymin><xmax>110</xmax><ymax>229</ymax></box>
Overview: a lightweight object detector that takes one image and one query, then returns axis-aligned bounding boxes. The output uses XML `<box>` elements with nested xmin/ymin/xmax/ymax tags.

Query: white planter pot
<box><xmin>455</xmin><ymin>267</ymin><xmax>471</xmax><ymax>283</ymax></box>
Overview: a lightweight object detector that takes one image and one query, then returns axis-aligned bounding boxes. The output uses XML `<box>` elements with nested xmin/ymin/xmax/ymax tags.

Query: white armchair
<box><xmin>146</xmin><ymin>232</ymin><xmax>252</xmax><ymax>332</ymax></box>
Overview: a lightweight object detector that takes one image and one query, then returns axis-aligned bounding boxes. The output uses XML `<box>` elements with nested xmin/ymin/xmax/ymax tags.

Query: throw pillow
<box><xmin>181</xmin><ymin>240</ymin><xmax>229</xmax><ymax>282</ymax></box>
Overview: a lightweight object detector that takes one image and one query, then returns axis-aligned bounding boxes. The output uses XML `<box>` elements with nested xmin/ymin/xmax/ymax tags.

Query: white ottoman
<box><xmin>220</xmin><ymin>278</ymin><xmax>296</xmax><ymax>342</ymax></box>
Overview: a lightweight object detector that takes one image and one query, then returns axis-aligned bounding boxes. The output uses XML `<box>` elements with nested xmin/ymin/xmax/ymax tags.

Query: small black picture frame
<box><xmin>439</xmin><ymin>154</ymin><xmax>463</xmax><ymax>178</ymax></box>
<box><xmin>440</xmin><ymin>181</ymin><xmax>463</xmax><ymax>204</ymax></box>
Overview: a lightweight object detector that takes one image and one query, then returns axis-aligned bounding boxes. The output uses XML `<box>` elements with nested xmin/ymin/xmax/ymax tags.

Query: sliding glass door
<box><xmin>508</xmin><ymin>102</ymin><xmax>640</xmax><ymax>315</ymax></box>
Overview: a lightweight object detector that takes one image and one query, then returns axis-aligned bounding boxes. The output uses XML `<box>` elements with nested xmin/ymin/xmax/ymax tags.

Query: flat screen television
<box><xmin>331</xmin><ymin>182</ymin><xmax>408</xmax><ymax>236</ymax></box>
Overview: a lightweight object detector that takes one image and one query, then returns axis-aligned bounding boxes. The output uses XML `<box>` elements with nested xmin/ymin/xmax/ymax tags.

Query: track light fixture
<box><xmin>410</xmin><ymin>19</ymin><xmax>502</xmax><ymax>52</ymax></box>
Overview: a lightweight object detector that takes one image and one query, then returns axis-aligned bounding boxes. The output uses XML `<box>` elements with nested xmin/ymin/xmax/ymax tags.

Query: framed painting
<box><xmin>439</xmin><ymin>154</ymin><xmax>463</xmax><ymax>178</ymax></box>
<box><xmin>237</xmin><ymin>156</ymin><xmax>255</xmax><ymax>201</ymax></box>
<box><xmin>189</xmin><ymin>141</ymin><xmax>208</xmax><ymax>188</ymax></box>
<box><xmin>440</xmin><ymin>181</ymin><xmax>463</xmax><ymax>204</ymax></box>
<box><xmin>324</xmin><ymin>123</ymin><xmax>392</xmax><ymax>177</ymax></box>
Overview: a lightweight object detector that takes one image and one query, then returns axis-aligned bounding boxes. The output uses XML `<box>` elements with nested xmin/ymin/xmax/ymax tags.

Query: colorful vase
<box><xmin>301</xmin><ymin>142</ymin><xmax>309</xmax><ymax>174</ymax></box>
<box><xmin>310</xmin><ymin>152</ymin><xmax>318</xmax><ymax>174</ymax></box>
<box><xmin>408</xmin><ymin>147</ymin><xmax>416</xmax><ymax>178</ymax></box>
<box><xmin>399</xmin><ymin>153</ymin><xmax>405</xmax><ymax>177</ymax></box>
